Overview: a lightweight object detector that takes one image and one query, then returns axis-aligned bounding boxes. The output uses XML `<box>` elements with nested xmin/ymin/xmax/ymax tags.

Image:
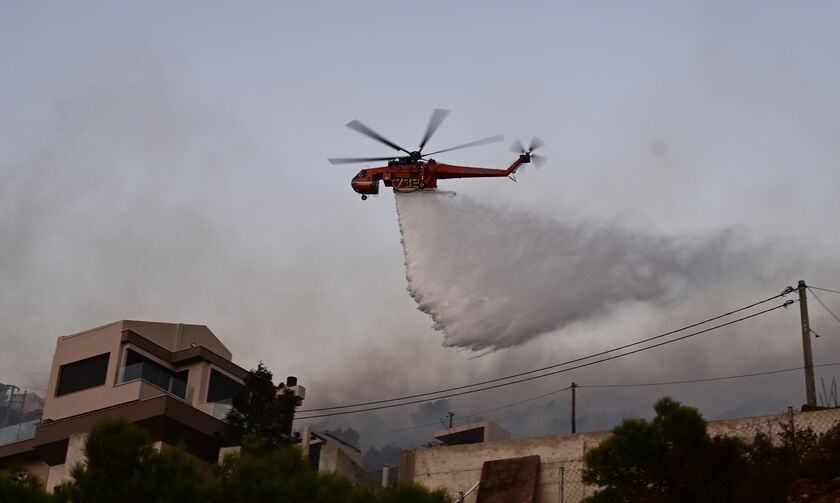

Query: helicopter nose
<box><xmin>352</xmin><ymin>177</ymin><xmax>378</xmax><ymax>195</ymax></box>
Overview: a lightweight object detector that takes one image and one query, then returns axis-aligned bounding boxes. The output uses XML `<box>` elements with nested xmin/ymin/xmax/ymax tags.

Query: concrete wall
<box><xmin>402</xmin><ymin>429</ymin><xmax>609</xmax><ymax>503</ymax></box>
<box><xmin>484</xmin><ymin>421</ymin><xmax>512</xmax><ymax>442</ymax></box>
<box><xmin>23</xmin><ymin>460</ymin><xmax>49</xmax><ymax>488</ymax></box>
<box><xmin>401</xmin><ymin>408</ymin><xmax>840</xmax><ymax>503</ymax></box>
<box><xmin>45</xmin><ymin>464</ymin><xmax>66</xmax><ymax>494</ymax></box>
<box><xmin>45</xmin><ymin>432</ymin><xmax>87</xmax><ymax>493</ymax></box>
<box><xmin>122</xmin><ymin>321</ymin><xmax>232</xmax><ymax>359</ymax></box>
<box><xmin>43</xmin><ymin>322</ymin><xmax>133</xmax><ymax>421</ymax></box>
<box><xmin>708</xmin><ymin>407</ymin><xmax>840</xmax><ymax>440</ymax></box>
<box><xmin>318</xmin><ymin>443</ymin><xmax>374</xmax><ymax>487</ymax></box>
<box><xmin>42</xmin><ymin>321</ymin><xmax>236</xmax><ymax>420</ymax></box>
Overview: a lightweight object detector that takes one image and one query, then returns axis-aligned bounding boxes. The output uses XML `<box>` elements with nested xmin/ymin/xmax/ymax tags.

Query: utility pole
<box><xmin>798</xmin><ymin>280</ymin><xmax>817</xmax><ymax>407</ymax></box>
<box><xmin>570</xmin><ymin>383</ymin><xmax>577</xmax><ymax>434</ymax></box>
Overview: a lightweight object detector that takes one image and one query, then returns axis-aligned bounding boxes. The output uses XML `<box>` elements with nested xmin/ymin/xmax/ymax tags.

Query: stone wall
<box><xmin>400</xmin><ymin>407</ymin><xmax>840</xmax><ymax>503</ymax></box>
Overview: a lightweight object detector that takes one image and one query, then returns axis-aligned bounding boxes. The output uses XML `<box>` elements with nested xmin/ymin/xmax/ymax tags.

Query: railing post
<box><xmin>381</xmin><ymin>464</ymin><xmax>391</xmax><ymax>488</ymax></box>
<box><xmin>559</xmin><ymin>465</ymin><xmax>565</xmax><ymax>503</ymax></box>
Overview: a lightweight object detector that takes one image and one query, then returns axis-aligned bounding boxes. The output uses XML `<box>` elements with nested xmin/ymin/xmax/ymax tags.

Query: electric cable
<box><xmin>580</xmin><ymin>361</ymin><xmax>840</xmax><ymax>388</ymax></box>
<box><xmin>362</xmin><ymin>421</ymin><xmax>441</xmax><ymax>438</ymax></box>
<box><xmin>299</xmin><ymin>290</ymin><xmax>792</xmax><ymax>414</ymax></box>
<box><xmin>809</xmin><ymin>286</ymin><xmax>840</xmax><ymax>295</ymax></box>
<box><xmin>296</xmin><ymin>301</ymin><xmax>792</xmax><ymax>420</ymax></box>
<box><xmin>359</xmin><ymin>362</ymin><xmax>840</xmax><ymax>438</ymax></box>
<box><xmin>808</xmin><ymin>287</ymin><xmax>840</xmax><ymax>327</ymax></box>
<box><xmin>461</xmin><ymin>385</ymin><xmax>572</xmax><ymax>421</ymax></box>
<box><xmin>362</xmin><ymin>385</ymin><xmax>572</xmax><ymax>437</ymax></box>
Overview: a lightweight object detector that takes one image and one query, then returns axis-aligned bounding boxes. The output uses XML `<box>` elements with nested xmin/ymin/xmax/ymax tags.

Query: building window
<box><xmin>207</xmin><ymin>369</ymin><xmax>241</xmax><ymax>419</ymax></box>
<box><xmin>56</xmin><ymin>353</ymin><xmax>110</xmax><ymax>396</ymax></box>
<box><xmin>118</xmin><ymin>349</ymin><xmax>190</xmax><ymax>401</ymax></box>
<box><xmin>207</xmin><ymin>369</ymin><xmax>241</xmax><ymax>402</ymax></box>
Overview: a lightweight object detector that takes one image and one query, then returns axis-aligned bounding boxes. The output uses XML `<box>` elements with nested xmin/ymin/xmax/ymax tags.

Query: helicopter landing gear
<box><xmin>418</xmin><ymin>182</ymin><xmax>426</xmax><ymax>189</ymax></box>
<box><xmin>361</xmin><ymin>194</ymin><xmax>368</xmax><ymax>201</ymax></box>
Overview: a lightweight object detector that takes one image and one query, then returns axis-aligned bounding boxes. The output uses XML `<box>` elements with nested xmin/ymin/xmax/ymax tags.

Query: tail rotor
<box><xmin>510</xmin><ymin>137</ymin><xmax>547</xmax><ymax>170</ymax></box>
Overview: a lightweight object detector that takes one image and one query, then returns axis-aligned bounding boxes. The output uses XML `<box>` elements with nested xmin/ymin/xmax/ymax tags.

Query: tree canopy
<box><xmin>217</xmin><ymin>442</ymin><xmax>450</xmax><ymax>503</ymax></box>
<box><xmin>1</xmin><ymin>415</ymin><xmax>450</xmax><ymax>502</ymax></box>
<box><xmin>0</xmin><ymin>463</ymin><xmax>55</xmax><ymax>503</ymax></box>
<box><xmin>581</xmin><ymin>397</ymin><xmax>840</xmax><ymax>502</ymax></box>
<box><xmin>582</xmin><ymin>397</ymin><xmax>745</xmax><ymax>503</ymax></box>
<box><xmin>225</xmin><ymin>362</ymin><xmax>301</xmax><ymax>448</ymax></box>
<box><xmin>53</xmin><ymin>418</ymin><xmax>211</xmax><ymax>503</ymax></box>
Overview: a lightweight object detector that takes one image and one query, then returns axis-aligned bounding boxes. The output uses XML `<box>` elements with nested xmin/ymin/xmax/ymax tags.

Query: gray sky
<box><xmin>2</xmin><ymin>1</ymin><xmax>840</xmax><ymax>451</ymax></box>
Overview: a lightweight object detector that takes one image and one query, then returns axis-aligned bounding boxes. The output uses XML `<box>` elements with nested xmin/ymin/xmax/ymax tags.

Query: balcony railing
<box><xmin>117</xmin><ymin>363</ymin><xmax>193</xmax><ymax>402</ymax></box>
<box><xmin>0</xmin><ymin>418</ymin><xmax>38</xmax><ymax>446</ymax></box>
<box><xmin>211</xmin><ymin>398</ymin><xmax>233</xmax><ymax>421</ymax></box>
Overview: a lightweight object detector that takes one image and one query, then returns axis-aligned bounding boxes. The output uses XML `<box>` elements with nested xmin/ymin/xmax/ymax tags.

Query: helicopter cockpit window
<box><xmin>354</xmin><ymin>171</ymin><xmax>365</xmax><ymax>179</ymax></box>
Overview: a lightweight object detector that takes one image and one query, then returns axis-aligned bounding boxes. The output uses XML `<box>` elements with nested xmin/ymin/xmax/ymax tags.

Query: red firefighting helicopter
<box><xmin>328</xmin><ymin>109</ymin><xmax>546</xmax><ymax>200</ymax></box>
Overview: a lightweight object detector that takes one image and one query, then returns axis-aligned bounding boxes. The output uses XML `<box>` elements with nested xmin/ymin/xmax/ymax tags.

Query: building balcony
<box><xmin>0</xmin><ymin>418</ymin><xmax>39</xmax><ymax>446</ymax></box>
<box><xmin>210</xmin><ymin>398</ymin><xmax>233</xmax><ymax>421</ymax></box>
<box><xmin>117</xmin><ymin>362</ymin><xmax>194</xmax><ymax>402</ymax></box>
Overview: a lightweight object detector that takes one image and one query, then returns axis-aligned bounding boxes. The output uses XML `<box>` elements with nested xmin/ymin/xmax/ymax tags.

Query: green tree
<box><xmin>46</xmin><ymin>415</ymin><xmax>449</xmax><ymax>503</ymax></box>
<box><xmin>736</xmin><ymin>421</ymin><xmax>840</xmax><ymax>502</ymax></box>
<box><xmin>581</xmin><ymin>397</ymin><xmax>745</xmax><ymax>503</ymax></box>
<box><xmin>807</xmin><ymin>421</ymin><xmax>840</xmax><ymax>485</ymax></box>
<box><xmin>216</xmin><ymin>443</ymin><xmax>317</xmax><ymax>502</ymax></box>
<box><xmin>217</xmin><ymin>443</ymin><xmax>451</xmax><ymax>503</ymax></box>
<box><xmin>377</xmin><ymin>482</ymin><xmax>452</xmax><ymax>503</ymax></box>
<box><xmin>226</xmin><ymin>362</ymin><xmax>301</xmax><ymax>448</ymax></box>
<box><xmin>54</xmin><ymin>418</ymin><xmax>211</xmax><ymax>503</ymax></box>
<box><xmin>0</xmin><ymin>463</ymin><xmax>55</xmax><ymax>503</ymax></box>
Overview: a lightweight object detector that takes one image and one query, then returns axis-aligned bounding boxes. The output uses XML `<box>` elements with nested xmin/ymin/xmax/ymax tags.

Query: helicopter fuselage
<box><xmin>351</xmin><ymin>155</ymin><xmax>530</xmax><ymax>197</ymax></box>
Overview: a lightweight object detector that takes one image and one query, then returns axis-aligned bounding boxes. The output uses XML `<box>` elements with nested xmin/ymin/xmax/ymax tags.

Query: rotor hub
<box><xmin>327</xmin><ymin>109</ymin><xmax>504</xmax><ymax>166</ymax></box>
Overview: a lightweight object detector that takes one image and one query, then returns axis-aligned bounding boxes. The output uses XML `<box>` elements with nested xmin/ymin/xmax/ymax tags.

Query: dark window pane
<box><xmin>126</xmin><ymin>350</ymin><xmax>144</xmax><ymax>367</ymax></box>
<box><xmin>123</xmin><ymin>350</ymin><xmax>189</xmax><ymax>399</ymax></box>
<box><xmin>171</xmin><ymin>370</ymin><xmax>189</xmax><ymax>398</ymax></box>
<box><xmin>56</xmin><ymin>353</ymin><xmax>110</xmax><ymax>396</ymax></box>
<box><xmin>207</xmin><ymin>369</ymin><xmax>241</xmax><ymax>403</ymax></box>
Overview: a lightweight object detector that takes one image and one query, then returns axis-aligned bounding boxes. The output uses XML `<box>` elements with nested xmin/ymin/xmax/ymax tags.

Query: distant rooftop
<box><xmin>434</xmin><ymin>420</ymin><xmax>511</xmax><ymax>446</ymax></box>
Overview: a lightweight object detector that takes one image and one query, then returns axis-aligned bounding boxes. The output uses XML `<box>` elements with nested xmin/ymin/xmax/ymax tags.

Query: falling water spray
<box><xmin>395</xmin><ymin>191</ymin><xmax>771</xmax><ymax>351</ymax></box>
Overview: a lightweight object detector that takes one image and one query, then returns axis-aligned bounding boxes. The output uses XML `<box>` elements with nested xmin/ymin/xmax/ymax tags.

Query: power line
<box><xmin>580</xmin><ymin>362</ymin><xmax>840</xmax><ymax>389</ymax></box>
<box><xmin>298</xmin><ymin>302</ymin><xmax>791</xmax><ymax>419</ymax></box>
<box><xmin>361</xmin><ymin>385</ymin><xmax>571</xmax><ymax>438</ymax></box>
<box><xmin>809</xmin><ymin>286</ymin><xmax>840</xmax><ymax>295</ymax></box>
<box><xmin>462</xmin><ymin>385</ymin><xmax>572</xmax><ymax>421</ymax></box>
<box><xmin>296</xmin><ymin>301</ymin><xmax>792</xmax><ymax>420</ymax></box>
<box><xmin>362</xmin><ymin>421</ymin><xmax>441</xmax><ymax>438</ymax></box>
<box><xmin>299</xmin><ymin>290</ymin><xmax>791</xmax><ymax>414</ymax></box>
<box><xmin>808</xmin><ymin>288</ymin><xmax>840</xmax><ymax>327</ymax></box>
<box><xmin>360</xmin><ymin>362</ymin><xmax>840</xmax><ymax>438</ymax></box>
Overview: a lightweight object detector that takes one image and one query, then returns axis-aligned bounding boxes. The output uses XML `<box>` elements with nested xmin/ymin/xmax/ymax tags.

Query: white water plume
<box><xmin>395</xmin><ymin>191</ymin><xmax>781</xmax><ymax>351</ymax></box>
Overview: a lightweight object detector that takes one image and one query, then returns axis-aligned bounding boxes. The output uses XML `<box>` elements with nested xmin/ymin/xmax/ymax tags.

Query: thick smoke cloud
<box><xmin>396</xmin><ymin>191</ymin><xmax>786</xmax><ymax>351</ymax></box>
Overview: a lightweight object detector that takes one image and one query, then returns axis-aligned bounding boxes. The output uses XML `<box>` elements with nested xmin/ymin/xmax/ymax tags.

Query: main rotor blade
<box><xmin>424</xmin><ymin>135</ymin><xmax>505</xmax><ymax>156</ymax></box>
<box><xmin>418</xmin><ymin>109</ymin><xmax>450</xmax><ymax>151</ymax></box>
<box><xmin>328</xmin><ymin>156</ymin><xmax>396</xmax><ymax>165</ymax></box>
<box><xmin>528</xmin><ymin>137</ymin><xmax>545</xmax><ymax>152</ymax></box>
<box><xmin>346</xmin><ymin>120</ymin><xmax>411</xmax><ymax>155</ymax></box>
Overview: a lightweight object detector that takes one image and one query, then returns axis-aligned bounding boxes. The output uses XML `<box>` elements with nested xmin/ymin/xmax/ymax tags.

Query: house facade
<box><xmin>0</xmin><ymin>320</ymin><xmax>252</xmax><ymax>491</ymax></box>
